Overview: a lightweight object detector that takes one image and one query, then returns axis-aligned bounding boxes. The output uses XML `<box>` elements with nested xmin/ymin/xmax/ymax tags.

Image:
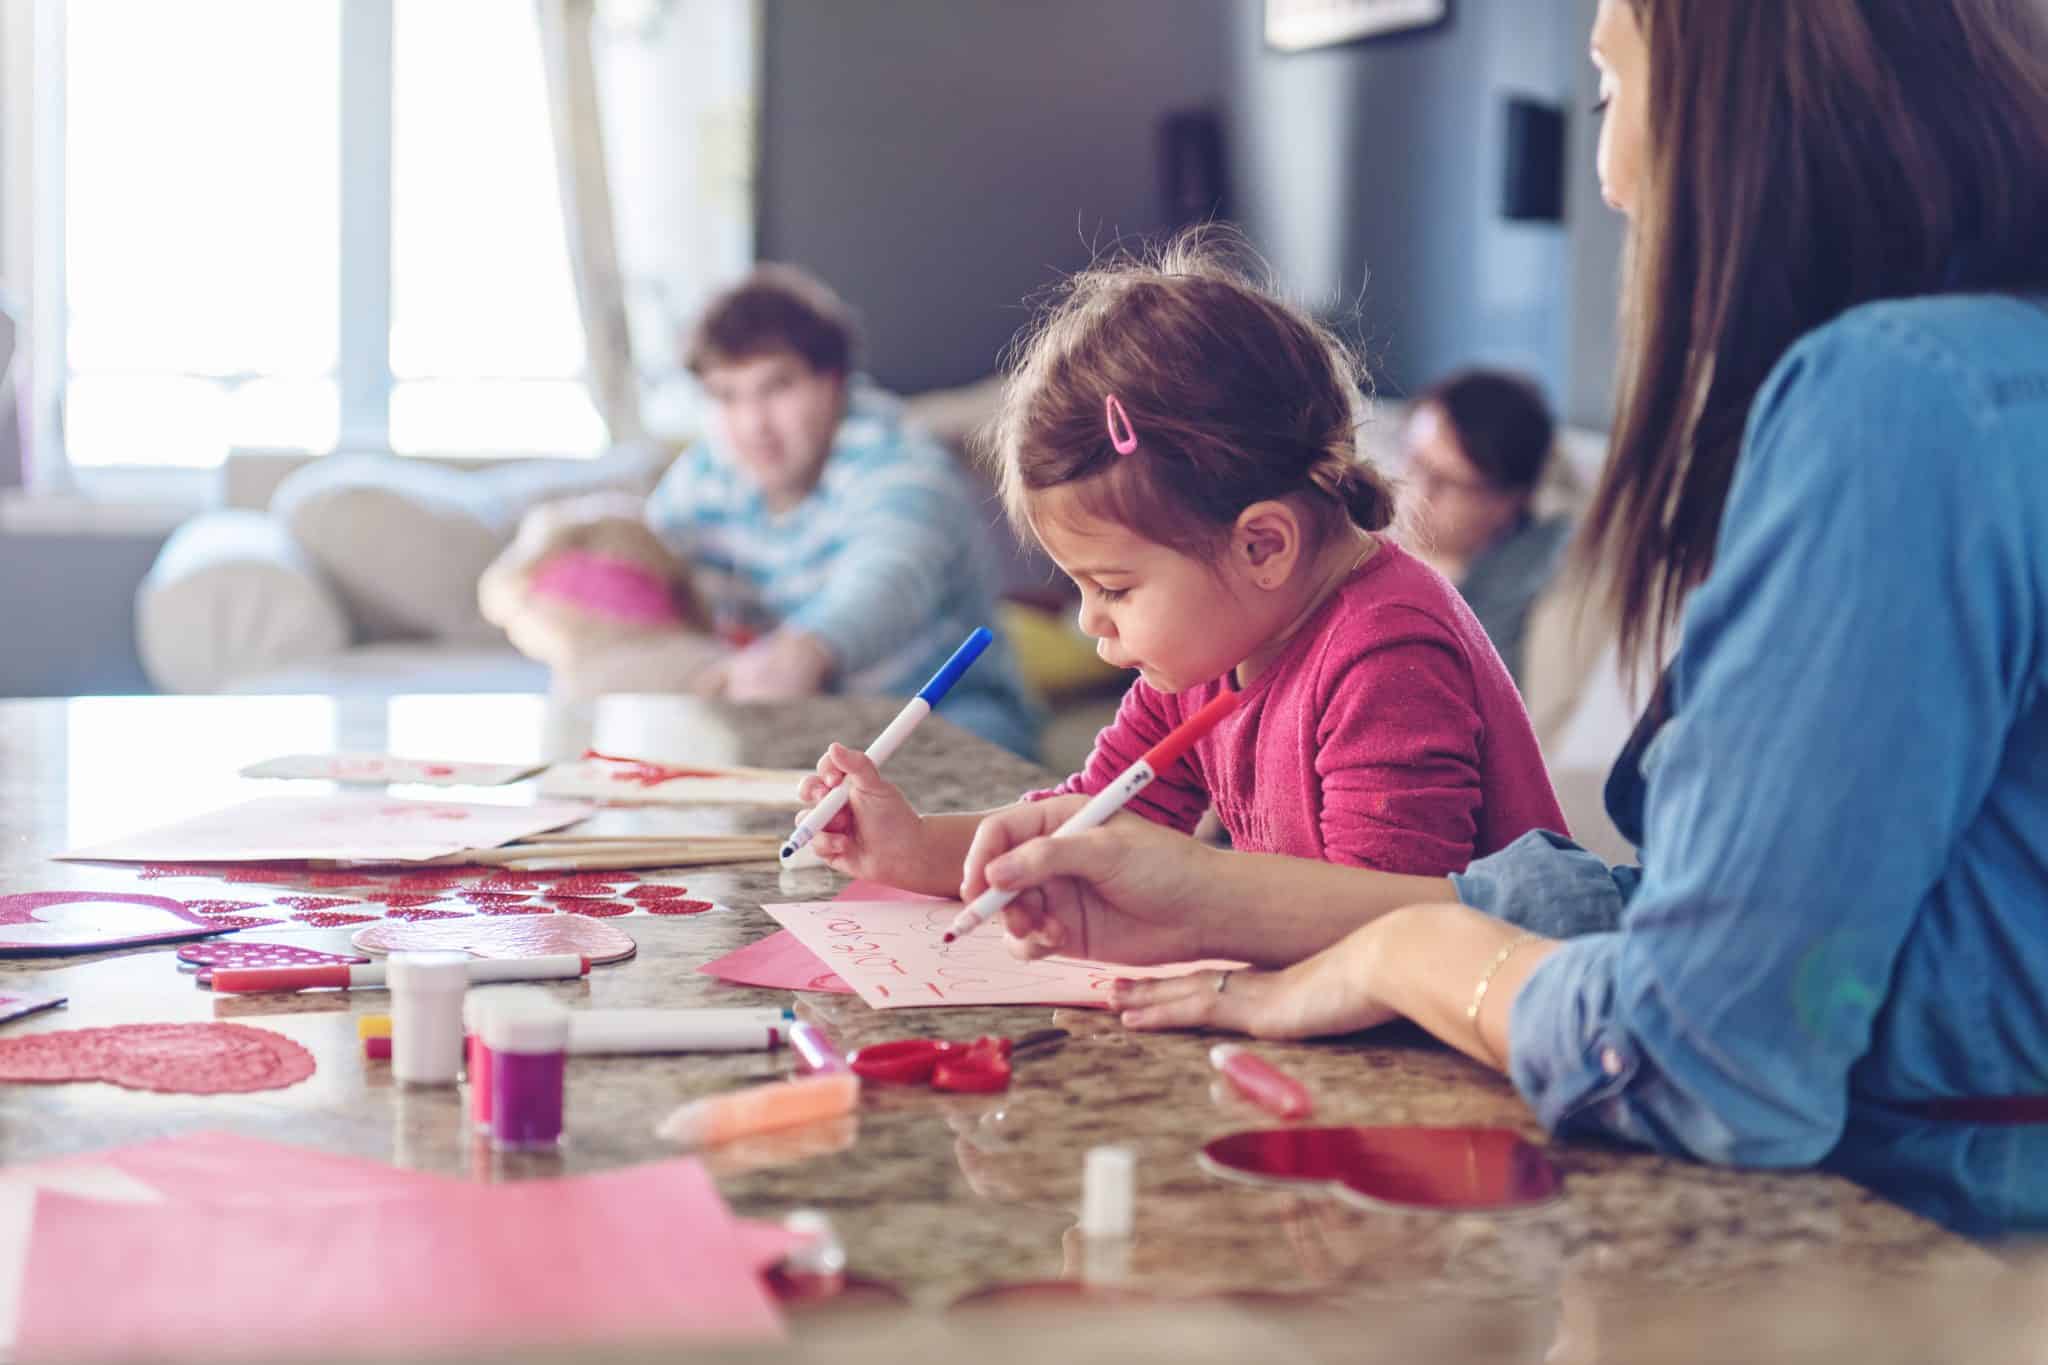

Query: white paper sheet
<box><xmin>58</xmin><ymin>795</ymin><xmax>591</xmax><ymax>865</ymax></box>
<box><xmin>238</xmin><ymin>754</ymin><xmax>543</xmax><ymax>786</ymax></box>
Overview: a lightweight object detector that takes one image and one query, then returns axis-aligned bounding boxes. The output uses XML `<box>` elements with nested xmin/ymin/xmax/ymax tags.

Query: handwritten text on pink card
<box><xmin>760</xmin><ymin>899</ymin><xmax>1238</xmax><ymax>1010</ymax></box>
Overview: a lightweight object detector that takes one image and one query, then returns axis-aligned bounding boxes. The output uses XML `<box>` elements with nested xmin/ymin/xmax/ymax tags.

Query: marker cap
<box><xmin>1079</xmin><ymin>1144</ymin><xmax>1136</xmax><ymax>1239</ymax></box>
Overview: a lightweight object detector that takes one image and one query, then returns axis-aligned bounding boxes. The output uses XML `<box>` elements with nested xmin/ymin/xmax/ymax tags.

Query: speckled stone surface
<box><xmin>0</xmin><ymin>695</ymin><xmax>2010</xmax><ymax>1360</ymax></box>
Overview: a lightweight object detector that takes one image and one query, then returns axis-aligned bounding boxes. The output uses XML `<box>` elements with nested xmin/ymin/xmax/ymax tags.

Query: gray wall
<box><xmin>1223</xmin><ymin>0</ymin><xmax>1618</xmax><ymax>421</ymax></box>
<box><xmin>1560</xmin><ymin>0</ymin><xmax>1627</xmax><ymax>428</ymax></box>
<box><xmin>757</xmin><ymin>0</ymin><xmax>1232</xmax><ymax>394</ymax></box>
<box><xmin>0</xmin><ymin>528</ymin><xmax>164</xmax><ymax>696</ymax></box>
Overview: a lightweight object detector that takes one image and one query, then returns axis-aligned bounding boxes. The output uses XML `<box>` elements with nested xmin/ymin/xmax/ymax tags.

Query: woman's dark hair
<box><xmin>1585</xmin><ymin>0</ymin><xmax>2048</xmax><ymax>666</ymax></box>
<box><xmin>1418</xmin><ymin>369</ymin><xmax>1555</xmax><ymax>495</ymax></box>
<box><xmin>993</xmin><ymin>228</ymin><xmax>1394</xmax><ymax>560</ymax></box>
<box><xmin>683</xmin><ymin>264</ymin><xmax>859</xmax><ymax>378</ymax></box>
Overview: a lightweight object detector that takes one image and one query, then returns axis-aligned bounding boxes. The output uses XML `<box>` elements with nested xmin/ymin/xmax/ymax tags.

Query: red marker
<box><xmin>1210</xmin><ymin>1044</ymin><xmax>1313</xmax><ymax>1119</ymax></box>
<box><xmin>210</xmin><ymin>954</ymin><xmax>589</xmax><ymax>993</ymax></box>
<box><xmin>944</xmin><ymin>690</ymin><xmax>1241</xmax><ymax>942</ymax></box>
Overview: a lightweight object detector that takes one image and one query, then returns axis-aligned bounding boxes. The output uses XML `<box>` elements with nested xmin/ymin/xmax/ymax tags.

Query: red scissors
<box><xmin>847</xmin><ymin>1029</ymin><xmax>1064</xmax><ymax>1094</ymax></box>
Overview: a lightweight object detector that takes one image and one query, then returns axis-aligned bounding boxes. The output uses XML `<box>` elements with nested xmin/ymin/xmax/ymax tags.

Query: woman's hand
<box><xmin>723</xmin><ymin>629</ymin><xmax>836</xmax><ymax>701</ymax></box>
<box><xmin>797</xmin><ymin>742</ymin><xmax>940</xmax><ymax>885</ymax></box>
<box><xmin>1109</xmin><ymin>923</ymin><xmax>1399</xmax><ymax>1040</ymax></box>
<box><xmin>960</xmin><ymin>804</ymin><xmax>1230</xmax><ymax>966</ymax></box>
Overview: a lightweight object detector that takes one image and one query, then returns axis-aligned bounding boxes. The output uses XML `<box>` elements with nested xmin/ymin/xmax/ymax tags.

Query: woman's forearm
<box><xmin>1370</xmin><ymin>904</ymin><xmax>1560</xmax><ymax>1069</ymax></box>
<box><xmin>1191</xmin><ymin>850</ymin><xmax>1457</xmax><ymax>967</ymax></box>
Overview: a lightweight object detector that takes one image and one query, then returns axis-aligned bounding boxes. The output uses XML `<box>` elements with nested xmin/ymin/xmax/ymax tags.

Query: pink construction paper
<box><xmin>58</xmin><ymin>794</ymin><xmax>592</xmax><ymax>865</ymax></box>
<box><xmin>0</xmin><ymin>891</ymin><xmax>230</xmax><ymax>957</ymax></box>
<box><xmin>17</xmin><ymin>1160</ymin><xmax>783</xmax><ymax>1357</ymax></box>
<box><xmin>26</xmin><ymin>1133</ymin><xmax>802</xmax><ymax>1258</ymax></box>
<box><xmin>698</xmin><ymin>931</ymin><xmax>854</xmax><ymax>994</ymax></box>
<box><xmin>761</xmin><ymin>898</ymin><xmax>1241</xmax><ymax>1010</ymax></box>
<box><xmin>695</xmin><ymin>879</ymin><xmax>939</xmax><ymax>993</ymax></box>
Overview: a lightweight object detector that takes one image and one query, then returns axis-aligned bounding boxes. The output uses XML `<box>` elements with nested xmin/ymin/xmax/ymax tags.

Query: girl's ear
<box><xmin>1233</xmin><ymin>500</ymin><xmax>1305</xmax><ymax>588</ymax></box>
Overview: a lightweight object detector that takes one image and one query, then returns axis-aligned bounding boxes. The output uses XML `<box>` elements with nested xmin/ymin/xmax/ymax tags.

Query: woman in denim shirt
<box><xmin>959</xmin><ymin>0</ymin><xmax>2048</xmax><ymax>1239</ymax></box>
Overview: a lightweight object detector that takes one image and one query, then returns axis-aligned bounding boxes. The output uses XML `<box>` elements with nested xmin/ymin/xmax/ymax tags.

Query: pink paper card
<box><xmin>697</xmin><ymin>931</ymin><xmax>853</xmax><ymax>994</ymax></box>
<box><xmin>760</xmin><ymin>899</ymin><xmax>1242</xmax><ymax>1010</ymax></box>
<box><xmin>694</xmin><ymin>880</ymin><xmax>992</xmax><ymax>994</ymax></box>
<box><xmin>58</xmin><ymin>794</ymin><xmax>592</xmax><ymax>865</ymax></box>
<box><xmin>0</xmin><ymin>891</ymin><xmax>229</xmax><ymax>957</ymax></box>
<box><xmin>239</xmin><ymin>753</ymin><xmax>544</xmax><ymax>786</ymax></box>
<box><xmin>16</xmin><ymin>1159</ymin><xmax>783</xmax><ymax>1358</ymax></box>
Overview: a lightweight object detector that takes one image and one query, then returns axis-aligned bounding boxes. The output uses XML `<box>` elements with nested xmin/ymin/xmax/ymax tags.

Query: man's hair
<box><xmin>683</xmin><ymin>264</ymin><xmax>859</xmax><ymax>378</ymax></box>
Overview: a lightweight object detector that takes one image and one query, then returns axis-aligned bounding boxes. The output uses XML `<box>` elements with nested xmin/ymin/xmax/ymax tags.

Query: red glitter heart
<box><xmin>544</xmin><ymin>875</ymin><xmax>632</xmax><ymax>897</ymax></box>
<box><xmin>476</xmin><ymin>875</ymin><xmax>542</xmax><ymax>892</ymax></box>
<box><xmin>199</xmin><ymin>915</ymin><xmax>283</xmax><ymax>931</ymax></box>
<box><xmin>221</xmin><ymin>865</ymin><xmax>303</xmax><ymax>885</ymax></box>
<box><xmin>0</xmin><ymin>1022</ymin><xmax>315</xmax><ymax>1093</ymax></box>
<box><xmin>642</xmin><ymin>899</ymin><xmax>714</xmax><ymax>916</ymax></box>
<box><xmin>625</xmin><ymin>885</ymin><xmax>691</xmax><ymax>902</ymax></box>
<box><xmin>474</xmin><ymin>903</ymin><xmax>547</xmax><ymax>916</ymax></box>
<box><xmin>304</xmin><ymin>871</ymin><xmax>372</xmax><ymax>889</ymax></box>
<box><xmin>180</xmin><ymin>900</ymin><xmax>266</xmax><ymax>917</ymax></box>
<box><xmin>456</xmin><ymin>892</ymin><xmax>531</xmax><ymax>910</ymax></box>
<box><xmin>275</xmin><ymin>896</ymin><xmax>360</xmax><ymax>912</ymax></box>
<box><xmin>559</xmin><ymin>900</ymin><xmax>632</xmax><ymax>917</ymax></box>
<box><xmin>382</xmin><ymin>907</ymin><xmax>469</xmax><ymax>922</ymax></box>
<box><xmin>137</xmin><ymin>863</ymin><xmax>222</xmax><ymax>881</ymax></box>
<box><xmin>290</xmin><ymin>911</ymin><xmax>379</xmax><ymax>928</ymax></box>
<box><xmin>365</xmin><ymin>893</ymin><xmax>444</xmax><ymax>909</ymax></box>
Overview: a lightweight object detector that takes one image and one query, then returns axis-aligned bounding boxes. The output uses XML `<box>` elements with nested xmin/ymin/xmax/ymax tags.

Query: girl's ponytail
<box><xmin>1308</xmin><ymin>448</ymin><xmax>1396</xmax><ymax>534</ymax></box>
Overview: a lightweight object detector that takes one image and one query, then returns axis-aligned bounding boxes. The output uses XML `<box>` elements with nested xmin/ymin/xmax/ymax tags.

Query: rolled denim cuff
<box><xmin>1451</xmin><ymin>829</ymin><xmax>1635</xmax><ymax>940</ymax></box>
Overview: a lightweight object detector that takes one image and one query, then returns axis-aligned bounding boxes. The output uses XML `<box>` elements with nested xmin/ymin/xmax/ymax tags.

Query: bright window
<box><xmin>56</xmin><ymin>0</ymin><xmax>599</xmax><ymax>470</ymax></box>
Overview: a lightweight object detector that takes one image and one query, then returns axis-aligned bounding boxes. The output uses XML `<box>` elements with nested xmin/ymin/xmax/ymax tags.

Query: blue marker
<box><xmin>779</xmin><ymin>627</ymin><xmax>994</xmax><ymax>864</ymax></box>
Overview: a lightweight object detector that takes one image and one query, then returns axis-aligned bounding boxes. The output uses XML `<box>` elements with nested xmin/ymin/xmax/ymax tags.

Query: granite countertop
<box><xmin>0</xmin><ymin>694</ymin><xmax>2011</xmax><ymax>1360</ymax></box>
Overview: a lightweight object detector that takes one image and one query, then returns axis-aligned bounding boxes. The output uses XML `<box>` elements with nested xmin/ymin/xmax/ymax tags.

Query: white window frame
<box><xmin>10</xmin><ymin>0</ymin><xmax>589</xmax><ymax>509</ymax></box>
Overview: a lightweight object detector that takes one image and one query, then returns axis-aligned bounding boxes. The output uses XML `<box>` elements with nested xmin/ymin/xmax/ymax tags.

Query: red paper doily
<box><xmin>0</xmin><ymin>1022</ymin><xmax>315</xmax><ymax>1093</ymax></box>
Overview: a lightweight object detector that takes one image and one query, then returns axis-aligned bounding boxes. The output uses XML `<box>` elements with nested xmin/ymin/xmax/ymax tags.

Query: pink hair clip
<box><xmin>1104</xmin><ymin>395</ymin><xmax>1139</xmax><ymax>455</ymax></box>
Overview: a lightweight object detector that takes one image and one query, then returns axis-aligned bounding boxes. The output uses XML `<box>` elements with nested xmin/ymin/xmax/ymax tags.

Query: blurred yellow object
<box><xmin>356</xmin><ymin>1014</ymin><xmax>393</xmax><ymax>1040</ymax></box>
<box><xmin>998</xmin><ymin>602</ymin><xmax>1130</xmax><ymax>701</ymax></box>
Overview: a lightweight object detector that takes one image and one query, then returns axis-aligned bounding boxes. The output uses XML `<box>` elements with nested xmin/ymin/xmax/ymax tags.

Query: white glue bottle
<box><xmin>386</xmin><ymin>951</ymin><xmax>470</xmax><ymax>1086</ymax></box>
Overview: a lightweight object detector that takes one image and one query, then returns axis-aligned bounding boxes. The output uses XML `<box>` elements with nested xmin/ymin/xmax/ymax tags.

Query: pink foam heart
<box><xmin>0</xmin><ymin>891</ymin><xmax>232</xmax><ymax>957</ymax></box>
<box><xmin>352</xmin><ymin>914</ymin><xmax>636</xmax><ymax>964</ymax></box>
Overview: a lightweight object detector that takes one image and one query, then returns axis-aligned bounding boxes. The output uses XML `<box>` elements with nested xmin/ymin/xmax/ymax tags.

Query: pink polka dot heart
<box><xmin>177</xmin><ymin>942</ymin><xmax>372</xmax><ymax>970</ymax></box>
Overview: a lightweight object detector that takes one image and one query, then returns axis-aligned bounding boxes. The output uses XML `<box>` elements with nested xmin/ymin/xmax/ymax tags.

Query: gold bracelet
<box><xmin>1466</xmin><ymin>932</ymin><xmax>1539</xmax><ymax>1028</ymax></box>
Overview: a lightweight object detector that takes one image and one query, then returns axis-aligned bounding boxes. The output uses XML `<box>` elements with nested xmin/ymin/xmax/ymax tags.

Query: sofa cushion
<box><xmin>273</xmin><ymin>455</ymin><xmax>515</xmax><ymax>642</ymax></box>
<box><xmin>269</xmin><ymin>447</ymin><xmax>679</xmax><ymax>644</ymax></box>
<box><xmin>135</xmin><ymin>509</ymin><xmax>353</xmax><ymax>694</ymax></box>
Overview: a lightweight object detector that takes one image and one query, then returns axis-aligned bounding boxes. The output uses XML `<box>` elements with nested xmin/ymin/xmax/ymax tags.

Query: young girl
<box><xmin>799</xmin><ymin>235</ymin><xmax>1566</xmax><ymax>895</ymax></box>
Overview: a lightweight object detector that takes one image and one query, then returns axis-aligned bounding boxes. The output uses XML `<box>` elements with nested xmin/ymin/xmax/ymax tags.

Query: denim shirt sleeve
<box><xmin>1486</xmin><ymin>312</ymin><xmax>2031</xmax><ymax>1167</ymax></box>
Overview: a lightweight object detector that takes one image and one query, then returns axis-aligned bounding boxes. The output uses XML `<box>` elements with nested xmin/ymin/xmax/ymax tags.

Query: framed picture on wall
<box><xmin>1265</xmin><ymin>0</ymin><xmax>1450</xmax><ymax>52</ymax></box>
